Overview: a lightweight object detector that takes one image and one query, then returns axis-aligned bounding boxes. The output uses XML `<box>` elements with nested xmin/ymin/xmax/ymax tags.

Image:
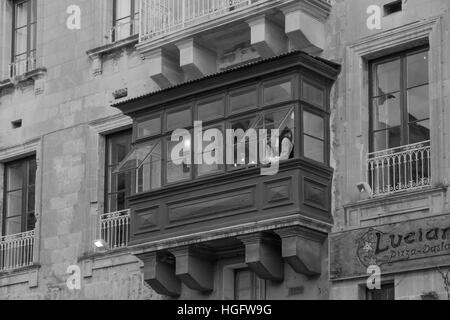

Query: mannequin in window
<box><xmin>264</xmin><ymin>127</ymin><xmax>294</xmax><ymax>163</ymax></box>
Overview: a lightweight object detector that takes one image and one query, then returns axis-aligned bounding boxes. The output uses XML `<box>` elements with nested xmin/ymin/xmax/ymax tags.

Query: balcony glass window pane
<box><xmin>373</xmin><ymin>127</ymin><xmax>401</xmax><ymax>151</ymax></box>
<box><xmin>116</xmin><ymin>0</ymin><xmax>131</xmax><ymax>19</ymax></box>
<box><xmin>302</xmin><ymin>81</ymin><xmax>324</xmax><ymax>108</ymax></box>
<box><xmin>167</xmin><ymin>135</ymin><xmax>191</xmax><ymax>183</ymax></box>
<box><xmin>372</xmin><ymin>59</ymin><xmax>400</xmax><ymax>96</ymax></box>
<box><xmin>229</xmin><ymin>117</ymin><xmax>260</xmax><ymax>167</ymax></box>
<box><xmin>407</xmin><ymin>85</ymin><xmax>429</xmax><ymax>122</ymax></box>
<box><xmin>15</xmin><ymin>1</ymin><xmax>29</xmax><ymax>28</ymax></box>
<box><xmin>372</xmin><ymin>92</ymin><xmax>401</xmax><ymax>130</ymax></box>
<box><xmin>407</xmin><ymin>51</ymin><xmax>429</xmax><ymax>88</ymax></box>
<box><xmin>303</xmin><ymin>112</ymin><xmax>324</xmax><ymax>140</ymax></box>
<box><xmin>230</xmin><ymin>88</ymin><xmax>257</xmax><ymax>114</ymax></box>
<box><xmin>167</xmin><ymin>109</ymin><xmax>192</xmax><ymax>132</ymax></box>
<box><xmin>304</xmin><ymin>136</ymin><xmax>324</xmax><ymax>163</ymax></box>
<box><xmin>264</xmin><ymin>80</ymin><xmax>292</xmax><ymax>105</ymax></box>
<box><xmin>409</xmin><ymin>120</ymin><xmax>430</xmax><ymax>144</ymax></box>
<box><xmin>15</xmin><ymin>28</ymin><xmax>28</xmax><ymax>56</ymax></box>
<box><xmin>138</xmin><ymin>116</ymin><xmax>161</xmax><ymax>138</ymax></box>
<box><xmin>137</xmin><ymin>142</ymin><xmax>162</xmax><ymax>192</ymax></box>
<box><xmin>197</xmin><ymin>127</ymin><xmax>223</xmax><ymax>177</ymax></box>
<box><xmin>6</xmin><ymin>191</ymin><xmax>22</xmax><ymax>218</ymax></box>
<box><xmin>198</xmin><ymin>98</ymin><xmax>224</xmax><ymax>122</ymax></box>
<box><xmin>7</xmin><ymin>164</ymin><xmax>23</xmax><ymax>191</ymax></box>
<box><xmin>26</xmin><ymin>212</ymin><xmax>36</xmax><ymax>231</ymax></box>
<box><xmin>5</xmin><ymin>217</ymin><xmax>22</xmax><ymax>236</ymax></box>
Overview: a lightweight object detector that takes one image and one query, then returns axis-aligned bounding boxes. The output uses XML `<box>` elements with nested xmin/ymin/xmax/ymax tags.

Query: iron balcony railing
<box><xmin>9</xmin><ymin>53</ymin><xmax>36</xmax><ymax>78</ymax></box>
<box><xmin>139</xmin><ymin>0</ymin><xmax>333</xmax><ymax>42</ymax></box>
<box><xmin>368</xmin><ymin>141</ymin><xmax>431</xmax><ymax>196</ymax></box>
<box><xmin>0</xmin><ymin>230</ymin><xmax>35</xmax><ymax>272</ymax></box>
<box><xmin>100</xmin><ymin>209</ymin><xmax>131</xmax><ymax>249</ymax></box>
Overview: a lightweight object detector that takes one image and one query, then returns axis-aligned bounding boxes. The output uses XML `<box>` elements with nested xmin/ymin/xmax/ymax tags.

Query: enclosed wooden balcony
<box><xmin>111</xmin><ymin>51</ymin><xmax>340</xmax><ymax>296</ymax></box>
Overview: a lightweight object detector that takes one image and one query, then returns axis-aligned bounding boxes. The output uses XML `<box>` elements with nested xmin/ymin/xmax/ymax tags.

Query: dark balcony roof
<box><xmin>112</xmin><ymin>50</ymin><xmax>341</xmax><ymax>115</ymax></box>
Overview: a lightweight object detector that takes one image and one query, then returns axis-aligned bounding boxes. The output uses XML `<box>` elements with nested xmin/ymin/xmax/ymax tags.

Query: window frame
<box><xmin>123</xmin><ymin>71</ymin><xmax>330</xmax><ymax>195</ymax></box>
<box><xmin>112</xmin><ymin>0</ymin><xmax>139</xmax><ymax>42</ymax></box>
<box><xmin>104</xmin><ymin>129</ymin><xmax>133</xmax><ymax>214</ymax></box>
<box><xmin>2</xmin><ymin>156</ymin><xmax>36</xmax><ymax>236</ymax></box>
<box><xmin>369</xmin><ymin>46</ymin><xmax>430</xmax><ymax>152</ymax></box>
<box><xmin>11</xmin><ymin>0</ymin><xmax>37</xmax><ymax>69</ymax></box>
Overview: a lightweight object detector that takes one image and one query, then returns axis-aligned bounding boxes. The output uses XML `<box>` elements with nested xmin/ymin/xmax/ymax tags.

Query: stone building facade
<box><xmin>0</xmin><ymin>0</ymin><xmax>449</xmax><ymax>300</ymax></box>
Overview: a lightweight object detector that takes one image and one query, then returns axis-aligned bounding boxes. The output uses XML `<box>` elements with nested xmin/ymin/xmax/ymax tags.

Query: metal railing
<box><xmin>100</xmin><ymin>209</ymin><xmax>131</xmax><ymax>249</ymax></box>
<box><xmin>0</xmin><ymin>230</ymin><xmax>35</xmax><ymax>272</ymax></box>
<box><xmin>368</xmin><ymin>141</ymin><xmax>431</xmax><ymax>196</ymax></box>
<box><xmin>139</xmin><ymin>0</ymin><xmax>333</xmax><ymax>42</ymax></box>
<box><xmin>9</xmin><ymin>53</ymin><xmax>36</xmax><ymax>78</ymax></box>
<box><xmin>139</xmin><ymin>0</ymin><xmax>265</xmax><ymax>41</ymax></box>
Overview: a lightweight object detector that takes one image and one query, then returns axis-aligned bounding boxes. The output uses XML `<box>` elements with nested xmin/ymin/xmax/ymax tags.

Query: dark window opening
<box><xmin>11</xmin><ymin>119</ymin><xmax>22</xmax><ymax>129</ymax></box>
<box><xmin>105</xmin><ymin>130</ymin><xmax>132</xmax><ymax>213</ymax></box>
<box><xmin>366</xmin><ymin>282</ymin><xmax>395</xmax><ymax>300</ymax></box>
<box><xmin>384</xmin><ymin>1</ymin><xmax>402</xmax><ymax>16</ymax></box>
<box><xmin>2</xmin><ymin>156</ymin><xmax>37</xmax><ymax>236</ymax></box>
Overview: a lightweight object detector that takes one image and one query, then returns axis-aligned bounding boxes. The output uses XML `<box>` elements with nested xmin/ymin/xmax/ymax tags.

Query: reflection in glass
<box><xmin>167</xmin><ymin>109</ymin><xmax>191</xmax><ymax>132</ymax></box>
<box><xmin>230</xmin><ymin>89</ymin><xmax>257</xmax><ymax>114</ymax></box>
<box><xmin>137</xmin><ymin>142</ymin><xmax>162</xmax><ymax>192</ymax></box>
<box><xmin>304</xmin><ymin>136</ymin><xmax>324</xmax><ymax>163</ymax></box>
<box><xmin>373</xmin><ymin>127</ymin><xmax>401</xmax><ymax>151</ymax></box>
<box><xmin>264</xmin><ymin>81</ymin><xmax>292</xmax><ymax>105</ymax></box>
<box><xmin>372</xmin><ymin>92</ymin><xmax>401</xmax><ymax>130</ymax></box>
<box><xmin>407</xmin><ymin>51</ymin><xmax>429</xmax><ymax>88</ymax></box>
<box><xmin>197</xmin><ymin>127</ymin><xmax>223</xmax><ymax>176</ymax></box>
<box><xmin>409</xmin><ymin>120</ymin><xmax>430</xmax><ymax>144</ymax></box>
<box><xmin>302</xmin><ymin>81</ymin><xmax>324</xmax><ymax>108</ymax></box>
<box><xmin>198</xmin><ymin>98</ymin><xmax>224</xmax><ymax>122</ymax></box>
<box><xmin>138</xmin><ymin>116</ymin><xmax>161</xmax><ymax>138</ymax></box>
<box><xmin>373</xmin><ymin>59</ymin><xmax>400</xmax><ymax>96</ymax></box>
<box><xmin>167</xmin><ymin>135</ymin><xmax>191</xmax><ymax>183</ymax></box>
<box><xmin>407</xmin><ymin>85</ymin><xmax>429</xmax><ymax>122</ymax></box>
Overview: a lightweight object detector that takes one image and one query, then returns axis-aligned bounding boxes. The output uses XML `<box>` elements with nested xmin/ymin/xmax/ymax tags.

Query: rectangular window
<box><xmin>2</xmin><ymin>157</ymin><xmax>36</xmax><ymax>236</ymax></box>
<box><xmin>234</xmin><ymin>268</ymin><xmax>265</xmax><ymax>300</ymax></box>
<box><xmin>303</xmin><ymin>110</ymin><xmax>325</xmax><ymax>163</ymax></box>
<box><xmin>370</xmin><ymin>48</ymin><xmax>430</xmax><ymax>151</ymax></box>
<box><xmin>113</xmin><ymin>0</ymin><xmax>139</xmax><ymax>42</ymax></box>
<box><xmin>12</xmin><ymin>0</ymin><xmax>37</xmax><ymax>76</ymax></box>
<box><xmin>366</xmin><ymin>283</ymin><xmax>395</xmax><ymax>300</ymax></box>
<box><xmin>368</xmin><ymin>48</ymin><xmax>431</xmax><ymax>195</ymax></box>
<box><xmin>105</xmin><ymin>130</ymin><xmax>132</xmax><ymax>213</ymax></box>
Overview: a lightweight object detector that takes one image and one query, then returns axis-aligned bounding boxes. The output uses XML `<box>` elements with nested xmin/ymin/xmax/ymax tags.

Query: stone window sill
<box><xmin>0</xmin><ymin>68</ymin><xmax>47</xmax><ymax>92</ymax></box>
<box><xmin>86</xmin><ymin>35</ymin><xmax>139</xmax><ymax>76</ymax></box>
<box><xmin>0</xmin><ymin>264</ymin><xmax>40</xmax><ymax>289</ymax></box>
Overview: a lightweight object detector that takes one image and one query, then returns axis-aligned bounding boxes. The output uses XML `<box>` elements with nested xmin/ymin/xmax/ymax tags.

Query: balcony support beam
<box><xmin>138</xmin><ymin>252</ymin><xmax>181</xmax><ymax>298</ymax></box>
<box><xmin>238</xmin><ymin>232</ymin><xmax>284</xmax><ymax>282</ymax></box>
<box><xmin>281</xmin><ymin>5</ymin><xmax>325</xmax><ymax>55</ymax></box>
<box><xmin>175</xmin><ymin>38</ymin><xmax>217</xmax><ymax>81</ymax></box>
<box><xmin>145</xmin><ymin>48</ymin><xmax>183</xmax><ymax>89</ymax></box>
<box><xmin>246</xmin><ymin>16</ymin><xmax>287</xmax><ymax>59</ymax></box>
<box><xmin>169</xmin><ymin>246</ymin><xmax>214</xmax><ymax>293</ymax></box>
<box><xmin>274</xmin><ymin>227</ymin><xmax>326</xmax><ymax>277</ymax></box>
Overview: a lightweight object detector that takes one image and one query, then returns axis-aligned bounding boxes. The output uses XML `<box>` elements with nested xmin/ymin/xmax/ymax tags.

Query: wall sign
<box><xmin>330</xmin><ymin>214</ymin><xmax>450</xmax><ymax>280</ymax></box>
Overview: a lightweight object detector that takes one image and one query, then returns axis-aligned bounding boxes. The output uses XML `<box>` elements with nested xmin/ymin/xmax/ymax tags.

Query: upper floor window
<box><xmin>12</xmin><ymin>0</ymin><xmax>37</xmax><ymax>76</ymax></box>
<box><xmin>368</xmin><ymin>47</ymin><xmax>431</xmax><ymax>196</ymax></box>
<box><xmin>112</xmin><ymin>0</ymin><xmax>139</xmax><ymax>42</ymax></box>
<box><xmin>370</xmin><ymin>47</ymin><xmax>430</xmax><ymax>152</ymax></box>
<box><xmin>2</xmin><ymin>156</ymin><xmax>36</xmax><ymax>236</ymax></box>
<box><xmin>105</xmin><ymin>130</ymin><xmax>132</xmax><ymax>213</ymax></box>
<box><xmin>115</xmin><ymin>73</ymin><xmax>329</xmax><ymax>195</ymax></box>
